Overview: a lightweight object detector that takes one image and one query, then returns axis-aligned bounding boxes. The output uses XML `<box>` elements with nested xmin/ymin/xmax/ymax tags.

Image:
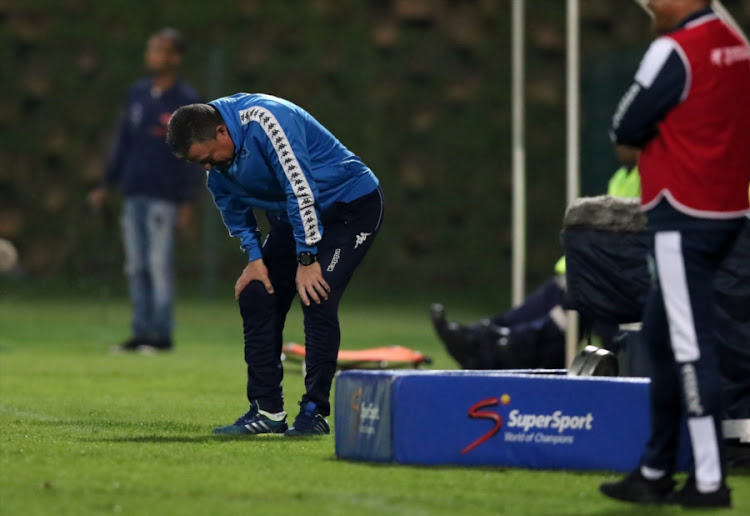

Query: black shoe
<box><xmin>429</xmin><ymin>303</ymin><xmax>449</xmax><ymax>333</ymax></box>
<box><xmin>476</xmin><ymin>319</ymin><xmax>520</xmax><ymax>369</ymax></box>
<box><xmin>600</xmin><ymin>469</ymin><xmax>676</xmax><ymax>505</ymax></box>
<box><xmin>429</xmin><ymin>304</ymin><xmax>479</xmax><ymax>368</ymax></box>
<box><xmin>110</xmin><ymin>337</ymin><xmax>148</xmax><ymax>354</ymax></box>
<box><xmin>285</xmin><ymin>401</ymin><xmax>330</xmax><ymax>436</ymax></box>
<box><xmin>213</xmin><ymin>402</ymin><xmax>288</xmax><ymax>435</ymax></box>
<box><xmin>669</xmin><ymin>476</ymin><xmax>731</xmax><ymax>508</ymax></box>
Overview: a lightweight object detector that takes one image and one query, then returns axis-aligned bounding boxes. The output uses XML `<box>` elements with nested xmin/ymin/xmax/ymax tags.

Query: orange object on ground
<box><xmin>282</xmin><ymin>342</ymin><xmax>431</xmax><ymax>370</ymax></box>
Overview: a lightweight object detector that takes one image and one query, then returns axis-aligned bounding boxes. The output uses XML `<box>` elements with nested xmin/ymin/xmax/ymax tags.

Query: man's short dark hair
<box><xmin>153</xmin><ymin>27</ymin><xmax>187</xmax><ymax>56</ymax></box>
<box><xmin>167</xmin><ymin>104</ymin><xmax>225</xmax><ymax>159</ymax></box>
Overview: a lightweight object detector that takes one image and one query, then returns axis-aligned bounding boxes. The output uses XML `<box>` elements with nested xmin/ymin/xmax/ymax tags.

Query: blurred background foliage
<box><xmin>1</xmin><ymin>0</ymin><xmax>748</xmax><ymax>303</ymax></box>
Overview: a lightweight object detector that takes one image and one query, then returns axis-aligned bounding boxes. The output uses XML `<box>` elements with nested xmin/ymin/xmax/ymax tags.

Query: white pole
<box><xmin>565</xmin><ymin>0</ymin><xmax>580</xmax><ymax>367</ymax></box>
<box><xmin>511</xmin><ymin>0</ymin><xmax>526</xmax><ymax>307</ymax></box>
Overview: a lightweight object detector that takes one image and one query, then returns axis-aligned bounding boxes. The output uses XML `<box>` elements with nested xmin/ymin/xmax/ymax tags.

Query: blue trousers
<box><xmin>237</xmin><ymin>187</ymin><xmax>384</xmax><ymax>416</ymax></box>
<box><xmin>489</xmin><ymin>278</ymin><xmax>568</xmax><ymax>368</ymax></box>
<box><xmin>121</xmin><ymin>196</ymin><xmax>177</xmax><ymax>340</ymax></box>
<box><xmin>640</xmin><ymin>200</ymin><xmax>745</xmax><ymax>490</ymax></box>
<box><xmin>471</xmin><ymin>278</ymin><xmax>616</xmax><ymax>369</ymax></box>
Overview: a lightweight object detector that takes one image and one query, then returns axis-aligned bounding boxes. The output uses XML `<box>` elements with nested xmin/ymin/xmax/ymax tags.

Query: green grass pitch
<box><xmin>1</xmin><ymin>292</ymin><xmax>747</xmax><ymax>515</ymax></box>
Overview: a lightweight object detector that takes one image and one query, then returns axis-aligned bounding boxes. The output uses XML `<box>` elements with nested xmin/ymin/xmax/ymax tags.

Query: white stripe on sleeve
<box><xmin>635</xmin><ymin>37</ymin><xmax>678</xmax><ymax>88</ymax></box>
<box><xmin>238</xmin><ymin>107</ymin><xmax>321</xmax><ymax>247</ymax></box>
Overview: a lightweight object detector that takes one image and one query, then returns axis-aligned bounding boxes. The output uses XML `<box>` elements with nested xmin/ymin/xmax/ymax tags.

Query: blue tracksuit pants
<box><xmin>640</xmin><ymin>200</ymin><xmax>745</xmax><ymax>491</ymax></box>
<box><xmin>237</xmin><ymin>186</ymin><xmax>384</xmax><ymax>416</ymax></box>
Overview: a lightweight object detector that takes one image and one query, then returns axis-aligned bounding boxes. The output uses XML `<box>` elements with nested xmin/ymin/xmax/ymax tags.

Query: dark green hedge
<box><xmin>2</xmin><ymin>0</ymin><xmax>742</xmax><ymax>298</ymax></box>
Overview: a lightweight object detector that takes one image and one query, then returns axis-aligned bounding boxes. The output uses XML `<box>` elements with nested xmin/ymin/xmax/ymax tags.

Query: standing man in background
<box><xmin>88</xmin><ymin>28</ymin><xmax>202</xmax><ymax>353</ymax></box>
<box><xmin>600</xmin><ymin>0</ymin><xmax>750</xmax><ymax>508</ymax></box>
<box><xmin>167</xmin><ymin>94</ymin><xmax>383</xmax><ymax>436</ymax></box>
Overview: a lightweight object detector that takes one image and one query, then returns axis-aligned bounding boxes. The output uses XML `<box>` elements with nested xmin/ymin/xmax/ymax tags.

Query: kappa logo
<box><xmin>327</xmin><ymin>248</ymin><xmax>341</xmax><ymax>272</ymax></box>
<box><xmin>354</xmin><ymin>232</ymin><xmax>371</xmax><ymax>249</ymax></box>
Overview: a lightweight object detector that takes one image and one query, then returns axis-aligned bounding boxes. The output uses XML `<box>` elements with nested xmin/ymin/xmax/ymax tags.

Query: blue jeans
<box><xmin>121</xmin><ymin>196</ymin><xmax>177</xmax><ymax>340</ymax></box>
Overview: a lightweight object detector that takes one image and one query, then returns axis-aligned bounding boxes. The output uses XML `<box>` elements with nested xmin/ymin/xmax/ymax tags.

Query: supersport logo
<box><xmin>461</xmin><ymin>394</ymin><xmax>511</xmax><ymax>455</ymax></box>
<box><xmin>462</xmin><ymin>395</ymin><xmax>595</xmax><ymax>454</ymax></box>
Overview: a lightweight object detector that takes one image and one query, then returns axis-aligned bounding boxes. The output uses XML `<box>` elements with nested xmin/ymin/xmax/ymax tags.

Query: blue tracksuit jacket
<box><xmin>207</xmin><ymin>93</ymin><xmax>379</xmax><ymax>261</ymax></box>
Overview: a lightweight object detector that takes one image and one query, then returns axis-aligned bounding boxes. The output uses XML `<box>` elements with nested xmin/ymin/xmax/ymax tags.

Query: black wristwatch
<box><xmin>297</xmin><ymin>252</ymin><xmax>318</xmax><ymax>266</ymax></box>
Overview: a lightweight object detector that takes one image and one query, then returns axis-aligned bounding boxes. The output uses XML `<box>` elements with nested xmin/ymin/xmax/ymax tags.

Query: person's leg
<box><xmin>490</xmin><ymin>277</ymin><xmax>566</xmax><ymax>327</ymax></box>
<box><xmin>600</xmin><ymin>246</ymin><xmax>679</xmax><ymax>504</ymax></box>
<box><xmin>495</xmin><ymin>315</ymin><xmax>565</xmax><ymax>369</ymax></box>
<box><xmin>298</xmin><ymin>187</ymin><xmax>384</xmax><ymax>418</ymax></box>
<box><xmin>214</xmin><ymin>222</ymin><xmax>299</xmax><ymax>434</ymax></box>
<box><xmin>144</xmin><ymin>198</ymin><xmax>178</xmax><ymax>345</ymax></box>
<box><xmin>121</xmin><ymin>196</ymin><xmax>152</xmax><ymax>341</ymax></box>
<box><xmin>432</xmin><ymin>310</ymin><xmax>565</xmax><ymax>370</ymax></box>
<box><xmin>657</xmin><ymin>226</ymin><xmax>740</xmax><ymax>501</ymax></box>
<box><xmin>238</xmin><ymin>222</ymin><xmax>298</xmax><ymax>414</ymax></box>
<box><xmin>429</xmin><ymin>304</ymin><xmax>483</xmax><ymax>368</ymax></box>
<box><xmin>477</xmin><ymin>277</ymin><xmax>567</xmax><ymax>368</ymax></box>
<box><xmin>432</xmin><ymin>277</ymin><xmax>567</xmax><ymax>369</ymax></box>
<box><xmin>639</xmin><ymin>255</ymin><xmax>682</xmax><ymax>475</ymax></box>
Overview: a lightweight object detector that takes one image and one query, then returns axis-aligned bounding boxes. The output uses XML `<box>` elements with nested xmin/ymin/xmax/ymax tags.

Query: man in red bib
<box><xmin>600</xmin><ymin>0</ymin><xmax>750</xmax><ymax>508</ymax></box>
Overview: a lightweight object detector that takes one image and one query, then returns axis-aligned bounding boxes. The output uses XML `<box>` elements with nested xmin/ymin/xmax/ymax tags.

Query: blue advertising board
<box><xmin>335</xmin><ymin>370</ymin><xmax>691</xmax><ymax>472</ymax></box>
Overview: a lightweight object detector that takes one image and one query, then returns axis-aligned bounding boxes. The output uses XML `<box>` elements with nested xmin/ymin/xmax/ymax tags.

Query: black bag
<box><xmin>560</xmin><ymin>196</ymin><xmax>651</xmax><ymax>325</ymax></box>
<box><xmin>561</xmin><ymin>229</ymin><xmax>650</xmax><ymax>324</ymax></box>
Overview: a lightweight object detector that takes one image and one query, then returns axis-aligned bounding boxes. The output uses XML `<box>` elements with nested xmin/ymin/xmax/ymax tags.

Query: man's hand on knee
<box><xmin>235</xmin><ymin>259</ymin><xmax>274</xmax><ymax>299</ymax></box>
